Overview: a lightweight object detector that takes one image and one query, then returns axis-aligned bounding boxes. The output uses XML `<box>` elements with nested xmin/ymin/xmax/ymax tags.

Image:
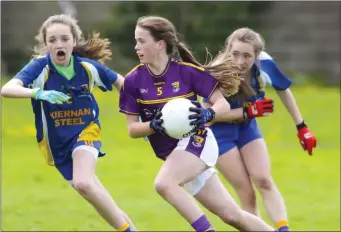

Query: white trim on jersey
<box><xmin>31</xmin><ymin>65</ymin><xmax>54</xmax><ymax>165</ymax></box>
<box><xmin>80</xmin><ymin>61</ymin><xmax>107</xmax><ymax>91</ymax></box>
<box><xmin>258</xmin><ymin>51</ymin><xmax>289</xmax><ymax>89</ymax></box>
<box><xmin>31</xmin><ymin>65</ymin><xmax>49</xmax><ymax>89</ymax></box>
<box><xmin>259</xmin><ymin>69</ymin><xmax>273</xmax><ymax>86</ymax></box>
<box><xmin>259</xmin><ymin>51</ymin><xmax>274</xmax><ymax>86</ymax></box>
<box><xmin>40</xmin><ymin>102</ymin><xmax>54</xmax><ymax>165</ymax></box>
<box><xmin>259</xmin><ymin>51</ymin><xmax>273</xmax><ymax>61</ymax></box>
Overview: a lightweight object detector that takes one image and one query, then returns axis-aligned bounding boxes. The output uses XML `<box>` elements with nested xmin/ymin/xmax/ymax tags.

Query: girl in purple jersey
<box><xmin>203</xmin><ymin>28</ymin><xmax>317</xmax><ymax>232</ymax></box>
<box><xmin>1</xmin><ymin>14</ymin><xmax>135</xmax><ymax>231</ymax></box>
<box><xmin>119</xmin><ymin>15</ymin><xmax>276</xmax><ymax>232</ymax></box>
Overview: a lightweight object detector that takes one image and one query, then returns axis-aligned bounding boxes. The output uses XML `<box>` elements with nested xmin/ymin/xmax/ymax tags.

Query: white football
<box><xmin>161</xmin><ymin>98</ymin><xmax>197</xmax><ymax>139</ymax></box>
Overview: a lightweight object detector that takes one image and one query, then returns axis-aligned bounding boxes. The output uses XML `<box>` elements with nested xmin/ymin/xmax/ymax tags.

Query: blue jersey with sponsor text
<box><xmin>15</xmin><ymin>53</ymin><xmax>118</xmax><ymax>165</ymax></box>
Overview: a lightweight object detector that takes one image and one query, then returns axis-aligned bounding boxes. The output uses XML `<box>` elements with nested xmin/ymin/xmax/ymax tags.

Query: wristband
<box><xmin>207</xmin><ymin>108</ymin><xmax>216</xmax><ymax>121</ymax></box>
<box><xmin>296</xmin><ymin>120</ymin><xmax>307</xmax><ymax>130</ymax></box>
<box><xmin>242</xmin><ymin>107</ymin><xmax>249</xmax><ymax>120</ymax></box>
<box><xmin>32</xmin><ymin>88</ymin><xmax>41</xmax><ymax>100</ymax></box>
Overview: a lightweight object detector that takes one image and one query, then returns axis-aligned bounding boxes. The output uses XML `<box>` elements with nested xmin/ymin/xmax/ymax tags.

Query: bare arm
<box><xmin>113</xmin><ymin>73</ymin><xmax>124</xmax><ymax>91</ymax></box>
<box><xmin>1</xmin><ymin>78</ymin><xmax>35</xmax><ymax>98</ymax></box>
<box><xmin>203</xmin><ymin>100</ymin><xmax>244</xmax><ymax>122</ymax></box>
<box><xmin>206</xmin><ymin>89</ymin><xmax>231</xmax><ymax>121</ymax></box>
<box><xmin>126</xmin><ymin>114</ymin><xmax>155</xmax><ymax>138</ymax></box>
<box><xmin>276</xmin><ymin>88</ymin><xmax>303</xmax><ymax>125</ymax></box>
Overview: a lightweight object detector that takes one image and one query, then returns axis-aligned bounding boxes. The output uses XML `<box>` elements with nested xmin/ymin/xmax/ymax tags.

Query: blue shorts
<box><xmin>210</xmin><ymin>118</ymin><xmax>263</xmax><ymax>156</ymax></box>
<box><xmin>38</xmin><ymin>122</ymin><xmax>105</xmax><ymax>181</ymax></box>
<box><xmin>55</xmin><ymin>141</ymin><xmax>104</xmax><ymax>181</ymax></box>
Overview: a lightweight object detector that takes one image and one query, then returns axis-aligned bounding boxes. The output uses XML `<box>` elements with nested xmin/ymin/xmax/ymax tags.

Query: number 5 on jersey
<box><xmin>157</xmin><ymin>86</ymin><xmax>163</xmax><ymax>96</ymax></box>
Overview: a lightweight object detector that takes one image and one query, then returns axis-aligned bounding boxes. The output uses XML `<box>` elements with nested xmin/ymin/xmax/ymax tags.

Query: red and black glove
<box><xmin>297</xmin><ymin>121</ymin><xmax>317</xmax><ymax>156</ymax></box>
<box><xmin>243</xmin><ymin>98</ymin><xmax>274</xmax><ymax>119</ymax></box>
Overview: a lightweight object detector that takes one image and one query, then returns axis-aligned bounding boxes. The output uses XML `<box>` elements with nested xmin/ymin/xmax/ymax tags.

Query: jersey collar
<box><xmin>47</xmin><ymin>52</ymin><xmax>83</xmax><ymax>74</ymax></box>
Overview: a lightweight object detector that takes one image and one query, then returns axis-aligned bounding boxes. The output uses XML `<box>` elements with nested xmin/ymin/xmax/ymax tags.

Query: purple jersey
<box><xmin>119</xmin><ymin>59</ymin><xmax>218</xmax><ymax>160</ymax></box>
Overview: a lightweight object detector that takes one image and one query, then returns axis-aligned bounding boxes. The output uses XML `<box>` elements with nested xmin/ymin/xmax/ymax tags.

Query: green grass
<box><xmin>2</xmin><ymin>86</ymin><xmax>340</xmax><ymax>231</ymax></box>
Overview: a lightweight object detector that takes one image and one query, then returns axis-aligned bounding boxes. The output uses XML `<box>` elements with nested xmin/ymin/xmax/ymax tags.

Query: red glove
<box><xmin>297</xmin><ymin>121</ymin><xmax>317</xmax><ymax>155</ymax></box>
<box><xmin>243</xmin><ymin>98</ymin><xmax>274</xmax><ymax>119</ymax></box>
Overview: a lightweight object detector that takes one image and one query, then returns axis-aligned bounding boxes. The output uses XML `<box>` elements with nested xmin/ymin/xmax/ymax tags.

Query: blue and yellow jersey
<box><xmin>229</xmin><ymin>51</ymin><xmax>292</xmax><ymax>109</ymax></box>
<box><xmin>202</xmin><ymin>51</ymin><xmax>293</xmax><ymax>153</ymax></box>
<box><xmin>205</xmin><ymin>51</ymin><xmax>293</xmax><ymax>148</ymax></box>
<box><xmin>204</xmin><ymin>51</ymin><xmax>292</xmax><ymax>109</ymax></box>
<box><xmin>14</xmin><ymin>53</ymin><xmax>118</xmax><ymax>166</ymax></box>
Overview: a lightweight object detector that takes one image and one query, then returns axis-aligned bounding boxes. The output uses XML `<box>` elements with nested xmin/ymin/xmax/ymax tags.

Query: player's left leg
<box><xmin>71</xmin><ymin>145</ymin><xmax>133</xmax><ymax>231</ymax></box>
<box><xmin>193</xmin><ymin>172</ymin><xmax>275</xmax><ymax>231</ymax></box>
<box><xmin>240</xmin><ymin>138</ymin><xmax>289</xmax><ymax>232</ymax></box>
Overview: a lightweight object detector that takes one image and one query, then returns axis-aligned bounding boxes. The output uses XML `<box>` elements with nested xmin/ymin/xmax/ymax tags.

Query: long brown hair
<box><xmin>208</xmin><ymin>27</ymin><xmax>266</xmax><ymax>99</ymax></box>
<box><xmin>137</xmin><ymin>16</ymin><xmax>242</xmax><ymax>96</ymax></box>
<box><xmin>32</xmin><ymin>14</ymin><xmax>112</xmax><ymax>63</ymax></box>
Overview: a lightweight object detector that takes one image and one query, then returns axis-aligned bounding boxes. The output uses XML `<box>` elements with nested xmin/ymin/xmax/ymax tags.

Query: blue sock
<box><xmin>278</xmin><ymin>226</ymin><xmax>290</xmax><ymax>232</ymax></box>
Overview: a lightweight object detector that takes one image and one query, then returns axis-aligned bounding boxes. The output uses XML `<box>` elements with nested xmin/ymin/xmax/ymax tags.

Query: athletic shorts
<box><xmin>174</xmin><ymin>128</ymin><xmax>219</xmax><ymax>196</ymax></box>
<box><xmin>210</xmin><ymin>118</ymin><xmax>263</xmax><ymax>156</ymax></box>
<box><xmin>55</xmin><ymin>144</ymin><xmax>102</xmax><ymax>181</ymax></box>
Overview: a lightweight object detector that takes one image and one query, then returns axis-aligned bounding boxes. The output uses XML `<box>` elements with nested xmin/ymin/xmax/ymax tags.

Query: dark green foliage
<box><xmin>96</xmin><ymin>2</ymin><xmax>271</xmax><ymax>64</ymax></box>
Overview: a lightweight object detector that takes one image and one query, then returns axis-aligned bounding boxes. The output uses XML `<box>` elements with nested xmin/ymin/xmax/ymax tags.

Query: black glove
<box><xmin>188</xmin><ymin>101</ymin><xmax>216</xmax><ymax>127</ymax></box>
<box><xmin>149</xmin><ymin>110</ymin><xmax>166</xmax><ymax>135</ymax></box>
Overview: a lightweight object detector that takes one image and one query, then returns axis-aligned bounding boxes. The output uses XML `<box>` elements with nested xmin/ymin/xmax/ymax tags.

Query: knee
<box><xmin>253</xmin><ymin>176</ymin><xmax>273</xmax><ymax>191</ymax></box>
<box><xmin>73</xmin><ymin>179</ymin><xmax>95</xmax><ymax>195</ymax></box>
<box><xmin>219</xmin><ymin>208</ymin><xmax>244</xmax><ymax>226</ymax></box>
<box><xmin>154</xmin><ymin>178</ymin><xmax>174</xmax><ymax>196</ymax></box>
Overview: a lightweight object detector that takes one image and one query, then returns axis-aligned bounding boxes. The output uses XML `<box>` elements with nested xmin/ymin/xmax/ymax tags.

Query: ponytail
<box><xmin>74</xmin><ymin>32</ymin><xmax>112</xmax><ymax>64</ymax></box>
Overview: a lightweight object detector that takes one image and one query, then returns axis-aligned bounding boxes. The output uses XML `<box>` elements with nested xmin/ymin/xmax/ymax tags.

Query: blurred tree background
<box><xmin>1</xmin><ymin>1</ymin><xmax>340</xmax><ymax>84</ymax></box>
<box><xmin>1</xmin><ymin>3</ymin><xmax>340</xmax><ymax>231</ymax></box>
<box><xmin>95</xmin><ymin>1</ymin><xmax>270</xmax><ymax>73</ymax></box>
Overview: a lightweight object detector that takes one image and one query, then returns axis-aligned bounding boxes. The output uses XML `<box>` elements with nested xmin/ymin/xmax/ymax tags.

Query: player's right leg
<box><xmin>194</xmin><ymin>173</ymin><xmax>275</xmax><ymax>231</ymax></box>
<box><xmin>216</xmin><ymin>146</ymin><xmax>260</xmax><ymax>216</ymax></box>
<box><xmin>71</xmin><ymin>145</ymin><xmax>132</xmax><ymax>231</ymax></box>
<box><xmin>55</xmin><ymin>145</ymin><xmax>133</xmax><ymax>231</ymax></box>
<box><xmin>154</xmin><ymin>149</ymin><xmax>213</xmax><ymax>231</ymax></box>
<box><xmin>154</xmin><ymin>129</ymin><xmax>218</xmax><ymax>231</ymax></box>
<box><xmin>240</xmin><ymin>138</ymin><xmax>289</xmax><ymax>231</ymax></box>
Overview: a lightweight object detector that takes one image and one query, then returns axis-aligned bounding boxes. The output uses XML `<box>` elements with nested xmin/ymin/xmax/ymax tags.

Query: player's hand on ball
<box><xmin>34</xmin><ymin>89</ymin><xmax>71</xmax><ymax>104</ymax></box>
<box><xmin>297</xmin><ymin>121</ymin><xmax>317</xmax><ymax>156</ymax></box>
<box><xmin>149</xmin><ymin>110</ymin><xmax>166</xmax><ymax>135</ymax></box>
<box><xmin>188</xmin><ymin>101</ymin><xmax>215</xmax><ymax>127</ymax></box>
<box><xmin>243</xmin><ymin>98</ymin><xmax>274</xmax><ymax>119</ymax></box>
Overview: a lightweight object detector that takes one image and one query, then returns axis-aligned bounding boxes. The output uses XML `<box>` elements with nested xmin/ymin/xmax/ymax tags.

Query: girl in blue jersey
<box><xmin>203</xmin><ymin>28</ymin><xmax>317</xmax><ymax>232</ymax></box>
<box><xmin>120</xmin><ymin>16</ymin><xmax>276</xmax><ymax>232</ymax></box>
<box><xmin>1</xmin><ymin>14</ymin><xmax>135</xmax><ymax>231</ymax></box>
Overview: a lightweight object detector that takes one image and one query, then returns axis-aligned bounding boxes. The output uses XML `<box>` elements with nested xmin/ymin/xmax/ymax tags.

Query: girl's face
<box><xmin>134</xmin><ymin>26</ymin><xmax>164</xmax><ymax>64</ymax></box>
<box><xmin>229</xmin><ymin>40</ymin><xmax>257</xmax><ymax>72</ymax></box>
<box><xmin>45</xmin><ymin>23</ymin><xmax>76</xmax><ymax>66</ymax></box>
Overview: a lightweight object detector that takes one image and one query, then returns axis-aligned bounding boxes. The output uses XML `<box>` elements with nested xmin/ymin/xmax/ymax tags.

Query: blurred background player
<box><xmin>203</xmin><ymin>27</ymin><xmax>317</xmax><ymax>232</ymax></box>
<box><xmin>119</xmin><ymin>15</ymin><xmax>276</xmax><ymax>232</ymax></box>
<box><xmin>1</xmin><ymin>14</ymin><xmax>136</xmax><ymax>232</ymax></box>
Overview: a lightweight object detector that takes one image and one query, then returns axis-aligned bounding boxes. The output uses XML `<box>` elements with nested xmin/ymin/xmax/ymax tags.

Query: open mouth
<box><xmin>137</xmin><ymin>53</ymin><xmax>144</xmax><ymax>58</ymax></box>
<box><xmin>57</xmin><ymin>50</ymin><xmax>66</xmax><ymax>57</ymax></box>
